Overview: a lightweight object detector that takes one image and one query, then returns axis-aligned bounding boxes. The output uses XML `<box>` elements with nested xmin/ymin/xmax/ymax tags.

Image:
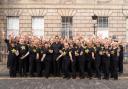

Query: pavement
<box><xmin>0</xmin><ymin>64</ymin><xmax>128</xmax><ymax>89</ymax></box>
<box><xmin>0</xmin><ymin>78</ymin><xmax>128</xmax><ymax>89</ymax></box>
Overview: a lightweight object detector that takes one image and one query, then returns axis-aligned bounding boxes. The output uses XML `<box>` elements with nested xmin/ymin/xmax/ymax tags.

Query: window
<box><xmin>126</xmin><ymin>17</ymin><xmax>128</xmax><ymax>40</ymax></box>
<box><xmin>7</xmin><ymin>16</ymin><xmax>19</xmax><ymax>38</ymax></box>
<box><xmin>98</xmin><ymin>17</ymin><xmax>108</xmax><ymax>28</ymax></box>
<box><xmin>32</xmin><ymin>16</ymin><xmax>44</xmax><ymax>38</ymax></box>
<box><xmin>61</xmin><ymin>16</ymin><xmax>73</xmax><ymax>38</ymax></box>
<box><xmin>97</xmin><ymin>30</ymin><xmax>109</xmax><ymax>38</ymax></box>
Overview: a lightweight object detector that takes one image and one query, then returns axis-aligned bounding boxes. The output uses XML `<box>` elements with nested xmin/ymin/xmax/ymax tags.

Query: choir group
<box><xmin>3</xmin><ymin>33</ymin><xmax>124</xmax><ymax>80</ymax></box>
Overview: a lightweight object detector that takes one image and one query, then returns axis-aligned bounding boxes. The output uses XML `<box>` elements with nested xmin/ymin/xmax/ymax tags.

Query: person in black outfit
<box><xmin>77</xmin><ymin>41</ymin><xmax>86</xmax><ymax>79</ymax></box>
<box><xmin>18</xmin><ymin>37</ymin><xmax>29</xmax><ymax>77</ymax></box>
<box><xmin>5</xmin><ymin>38</ymin><xmax>19</xmax><ymax>77</ymax></box>
<box><xmin>28</xmin><ymin>39</ymin><xmax>38</xmax><ymax>77</ymax></box>
<box><xmin>70</xmin><ymin>43</ymin><xmax>78</xmax><ymax>79</ymax></box>
<box><xmin>14</xmin><ymin>36</ymin><xmax>20</xmax><ymax>74</ymax></box>
<box><xmin>86</xmin><ymin>42</ymin><xmax>95</xmax><ymax>79</ymax></box>
<box><xmin>118</xmin><ymin>43</ymin><xmax>124</xmax><ymax>74</ymax></box>
<box><xmin>102</xmin><ymin>44</ymin><xmax>111</xmax><ymax>80</ymax></box>
<box><xmin>94</xmin><ymin>41</ymin><xmax>102</xmax><ymax>79</ymax></box>
<box><xmin>36</xmin><ymin>41</ymin><xmax>44</xmax><ymax>77</ymax></box>
<box><xmin>41</xmin><ymin>42</ymin><xmax>53</xmax><ymax>78</ymax></box>
<box><xmin>110</xmin><ymin>41</ymin><xmax>119</xmax><ymax>80</ymax></box>
<box><xmin>51</xmin><ymin>36</ymin><xmax>63</xmax><ymax>76</ymax></box>
<box><xmin>56</xmin><ymin>42</ymin><xmax>73</xmax><ymax>79</ymax></box>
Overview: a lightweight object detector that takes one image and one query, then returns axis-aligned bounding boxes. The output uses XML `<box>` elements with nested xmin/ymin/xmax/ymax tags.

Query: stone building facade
<box><xmin>1</xmin><ymin>0</ymin><xmax>128</xmax><ymax>63</ymax></box>
<box><xmin>0</xmin><ymin>0</ymin><xmax>128</xmax><ymax>41</ymax></box>
<box><xmin>0</xmin><ymin>0</ymin><xmax>128</xmax><ymax>40</ymax></box>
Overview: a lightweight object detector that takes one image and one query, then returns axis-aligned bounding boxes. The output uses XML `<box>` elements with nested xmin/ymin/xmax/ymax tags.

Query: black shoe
<box><xmin>20</xmin><ymin>74</ymin><xmax>23</xmax><ymax>77</ymax></box>
<box><xmin>24</xmin><ymin>74</ymin><xmax>27</xmax><ymax>77</ymax></box>
<box><xmin>45</xmin><ymin>76</ymin><xmax>49</xmax><ymax>79</ymax></box>
<box><xmin>30</xmin><ymin>74</ymin><xmax>35</xmax><ymax>77</ymax></box>
<box><xmin>98</xmin><ymin>77</ymin><xmax>101</xmax><ymax>80</ymax></box>
<box><xmin>103</xmin><ymin>77</ymin><xmax>106</xmax><ymax>79</ymax></box>
<box><xmin>106</xmin><ymin>78</ymin><xmax>109</xmax><ymax>80</ymax></box>
<box><xmin>66</xmin><ymin>76</ymin><xmax>70</xmax><ymax>80</ymax></box>
<box><xmin>80</xmin><ymin>75</ymin><xmax>85</xmax><ymax>79</ymax></box>
<box><xmin>88</xmin><ymin>77</ymin><xmax>92</xmax><ymax>79</ymax></box>
<box><xmin>72</xmin><ymin>76</ymin><xmax>76</xmax><ymax>79</ymax></box>
<box><xmin>110</xmin><ymin>75</ymin><xmax>114</xmax><ymax>78</ymax></box>
<box><xmin>103</xmin><ymin>77</ymin><xmax>109</xmax><ymax>80</ymax></box>
<box><xmin>114</xmin><ymin>78</ymin><xmax>118</xmax><ymax>80</ymax></box>
<box><xmin>37</xmin><ymin>75</ymin><xmax>42</xmax><ymax>77</ymax></box>
<box><xmin>63</xmin><ymin>76</ymin><xmax>70</xmax><ymax>79</ymax></box>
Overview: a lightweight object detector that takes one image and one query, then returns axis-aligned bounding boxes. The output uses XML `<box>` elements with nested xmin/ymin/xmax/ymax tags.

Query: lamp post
<box><xmin>92</xmin><ymin>14</ymin><xmax>98</xmax><ymax>35</ymax></box>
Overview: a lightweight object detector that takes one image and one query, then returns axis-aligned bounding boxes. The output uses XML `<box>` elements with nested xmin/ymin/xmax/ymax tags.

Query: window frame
<box><xmin>61</xmin><ymin>16</ymin><xmax>73</xmax><ymax>38</ymax></box>
<box><xmin>32</xmin><ymin>16</ymin><xmax>44</xmax><ymax>38</ymax></box>
<box><xmin>97</xmin><ymin>16</ymin><xmax>108</xmax><ymax>28</ymax></box>
<box><xmin>6</xmin><ymin>16</ymin><xmax>19</xmax><ymax>38</ymax></box>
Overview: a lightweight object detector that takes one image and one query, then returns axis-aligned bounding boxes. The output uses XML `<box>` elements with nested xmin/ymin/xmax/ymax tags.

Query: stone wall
<box><xmin>0</xmin><ymin>0</ymin><xmax>128</xmax><ymax>63</ymax></box>
<box><xmin>0</xmin><ymin>0</ymin><xmax>128</xmax><ymax>40</ymax></box>
<box><xmin>0</xmin><ymin>8</ymin><xmax>127</xmax><ymax>40</ymax></box>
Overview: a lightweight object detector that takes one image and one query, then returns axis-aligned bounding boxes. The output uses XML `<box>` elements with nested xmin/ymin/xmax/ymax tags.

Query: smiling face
<box><xmin>64</xmin><ymin>43</ymin><xmax>69</xmax><ymax>49</ymax></box>
<box><xmin>19</xmin><ymin>37</ymin><xmax>24</xmax><ymax>44</ymax></box>
<box><xmin>55</xmin><ymin>36</ymin><xmax>59</xmax><ymax>43</ymax></box>
<box><xmin>44</xmin><ymin>42</ymin><xmax>49</xmax><ymax>48</ymax></box>
<box><xmin>69</xmin><ymin>43</ymin><xmax>73</xmax><ymax>48</ymax></box>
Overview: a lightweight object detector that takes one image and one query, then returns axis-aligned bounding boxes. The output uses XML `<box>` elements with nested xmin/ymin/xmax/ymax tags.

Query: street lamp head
<box><xmin>92</xmin><ymin>14</ymin><xmax>98</xmax><ymax>20</ymax></box>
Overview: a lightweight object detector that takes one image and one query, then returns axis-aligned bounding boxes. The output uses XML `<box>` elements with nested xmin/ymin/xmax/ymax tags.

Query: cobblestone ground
<box><xmin>0</xmin><ymin>78</ymin><xmax>128</xmax><ymax>89</ymax></box>
<box><xmin>0</xmin><ymin>64</ymin><xmax>128</xmax><ymax>89</ymax></box>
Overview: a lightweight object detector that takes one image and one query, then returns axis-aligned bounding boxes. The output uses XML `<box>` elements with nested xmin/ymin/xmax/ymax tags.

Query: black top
<box><xmin>51</xmin><ymin>42</ymin><xmax>63</xmax><ymax>55</ymax></box>
<box><xmin>29</xmin><ymin>46</ymin><xmax>38</xmax><ymax>59</ymax></box>
<box><xmin>5</xmin><ymin>39</ymin><xmax>17</xmax><ymax>56</ymax></box>
<box><xmin>62</xmin><ymin>48</ymin><xmax>71</xmax><ymax>59</ymax></box>
<box><xmin>88</xmin><ymin>47</ymin><xmax>95</xmax><ymax>59</ymax></box>
<box><xmin>102</xmin><ymin>47</ymin><xmax>111</xmax><ymax>58</ymax></box>
<box><xmin>94</xmin><ymin>45</ymin><xmax>102</xmax><ymax>59</ymax></box>
<box><xmin>70</xmin><ymin>46</ymin><xmax>78</xmax><ymax>60</ymax></box>
<box><xmin>38</xmin><ymin>47</ymin><xmax>44</xmax><ymax>60</ymax></box>
<box><xmin>119</xmin><ymin>45</ymin><xmax>123</xmax><ymax>57</ymax></box>
<box><xmin>43</xmin><ymin>47</ymin><xmax>53</xmax><ymax>60</ymax></box>
<box><xmin>110</xmin><ymin>47</ymin><xmax>118</xmax><ymax>57</ymax></box>
<box><xmin>17</xmin><ymin>43</ymin><xmax>28</xmax><ymax>58</ymax></box>
<box><xmin>78</xmin><ymin>46</ymin><xmax>85</xmax><ymax>60</ymax></box>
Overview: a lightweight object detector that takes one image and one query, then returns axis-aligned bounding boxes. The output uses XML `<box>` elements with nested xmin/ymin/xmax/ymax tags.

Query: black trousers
<box><xmin>62</xmin><ymin>58</ymin><xmax>70</xmax><ymax>77</ymax></box>
<box><xmin>78</xmin><ymin>57</ymin><xmax>85</xmax><ymax>77</ymax></box>
<box><xmin>87</xmin><ymin>58</ymin><xmax>94</xmax><ymax>78</ymax></box>
<box><xmin>53</xmin><ymin>54</ymin><xmax>61</xmax><ymax>76</ymax></box>
<box><xmin>36</xmin><ymin>61</ymin><xmax>44</xmax><ymax>76</ymax></box>
<box><xmin>26</xmin><ymin>56</ymin><xmax>29</xmax><ymax>73</ymax></box>
<box><xmin>102</xmin><ymin>58</ymin><xmax>110</xmax><ymax>79</ymax></box>
<box><xmin>8</xmin><ymin>55</ymin><xmax>17</xmax><ymax>77</ymax></box>
<box><xmin>7</xmin><ymin>53</ymin><xmax>17</xmax><ymax>77</ymax></box>
<box><xmin>15</xmin><ymin>57</ymin><xmax>19</xmax><ymax>73</ymax></box>
<box><xmin>118</xmin><ymin>56</ymin><xmax>123</xmax><ymax>73</ymax></box>
<box><xmin>44</xmin><ymin>59</ymin><xmax>52</xmax><ymax>77</ymax></box>
<box><xmin>19</xmin><ymin>59</ymin><xmax>27</xmax><ymax>76</ymax></box>
<box><xmin>71</xmin><ymin>59</ymin><xmax>77</xmax><ymax>77</ymax></box>
<box><xmin>110</xmin><ymin>56</ymin><xmax>119</xmax><ymax>79</ymax></box>
<box><xmin>29</xmin><ymin>59</ymin><xmax>36</xmax><ymax>76</ymax></box>
<box><xmin>9</xmin><ymin>67</ymin><xmax>16</xmax><ymax>77</ymax></box>
<box><xmin>95</xmin><ymin>56</ymin><xmax>101</xmax><ymax>78</ymax></box>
